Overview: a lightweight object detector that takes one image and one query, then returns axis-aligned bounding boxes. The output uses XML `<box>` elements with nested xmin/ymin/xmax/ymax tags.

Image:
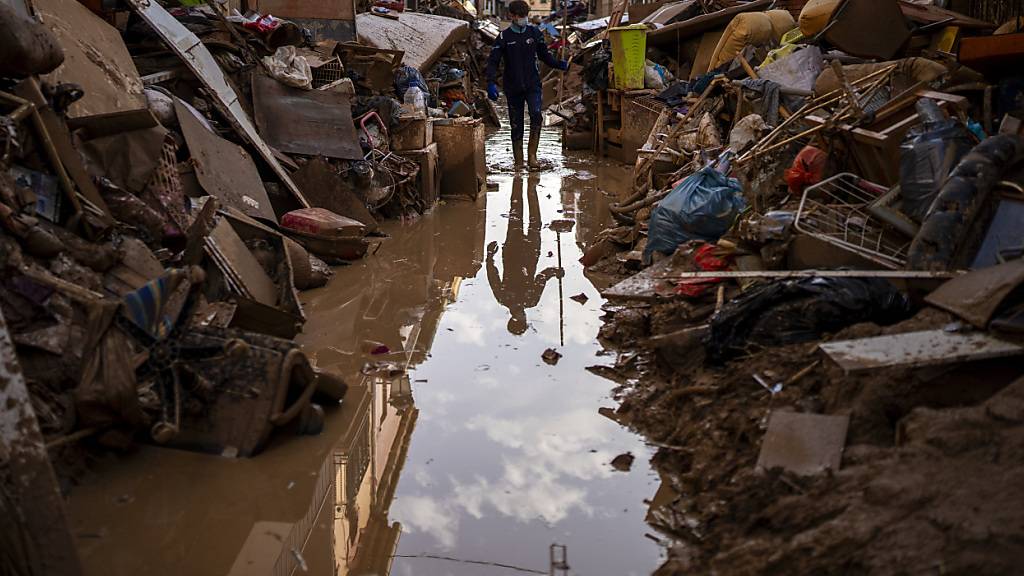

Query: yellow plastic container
<box><xmin>609</xmin><ymin>24</ymin><xmax>648</xmax><ymax>90</ymax></box>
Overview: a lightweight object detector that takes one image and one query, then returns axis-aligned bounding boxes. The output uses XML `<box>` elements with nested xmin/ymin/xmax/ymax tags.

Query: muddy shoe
<box><xmin>528</xmin><ymin>126</ymin><xmax>541</xmax><ymax>171</ymax></box>
<box><xmin>512</xmin><ymin>139</ymin><xmax>524</xmax><ymax>171</ymax></box>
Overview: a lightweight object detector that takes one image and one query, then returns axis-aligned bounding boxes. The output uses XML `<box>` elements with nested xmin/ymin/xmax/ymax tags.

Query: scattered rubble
<box><xmin>559</xmin><ymin>0</ymin><xmax>1024</xmax><ymax>572</ymax></box>
<box><xmin>3</xmin><ymin>0</ymin><xmax>1024</xmax><ymax>572</ymax></box>
<box><xmin>1</xmin><ymin>0</ymin><xmax>498</xmax><ymax>564</ymax></box>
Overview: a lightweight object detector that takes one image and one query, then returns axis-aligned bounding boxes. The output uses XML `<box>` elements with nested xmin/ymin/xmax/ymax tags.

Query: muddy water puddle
<box><xmin>66</xmin><ymin>126</ymin><xmax>662</xmax><ymax>575</ymax></box>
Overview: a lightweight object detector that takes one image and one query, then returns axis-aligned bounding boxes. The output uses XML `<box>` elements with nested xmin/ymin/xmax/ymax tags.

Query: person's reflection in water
<box><xmin>487</xmin><ymin>174</ymin><xmax>563</xmax><ymax>335</ymax></box>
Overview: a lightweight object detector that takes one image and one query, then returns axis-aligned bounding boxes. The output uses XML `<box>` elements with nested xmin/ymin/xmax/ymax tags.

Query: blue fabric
<box><xmin>123</xmin><ymin>274</ymin><xmax>172</xmax><ymax>339</ymax></box>
<box><xmin>507</xmin><ymin>88</ymin><xmax>543</xmax><ymax>142</ymax></box>
<box><xmin>487</xmin><ymin>82</ymin><xmax>499</xmax><ymax>101</ymax></box>
<box><xmin>486</xmin><ymin>25</ymin><xmax>561</xmax><ymax>95</ymax></box>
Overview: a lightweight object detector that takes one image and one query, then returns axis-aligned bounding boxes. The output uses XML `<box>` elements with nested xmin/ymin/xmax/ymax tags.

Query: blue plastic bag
<box><xmin>643</xmin><ymin>166</ymin><xmax>746</xmax><ymax>264</ymax></box>
<box><xmin>394</xmin><ymin>65</ymin><xmax>428</xmax><ymax>100</ymax></box>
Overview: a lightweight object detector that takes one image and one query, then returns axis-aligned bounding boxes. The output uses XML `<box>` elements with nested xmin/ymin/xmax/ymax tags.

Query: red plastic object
<box><xmin>675</xmin><ymin>243</ymin><xmax>731</xmax><ymax>298</ymax></box>
<box><xmin>242</xmin><ymin>14</ymin><xmax>282</xmax><ymax>33</ymax></box>
<box><xmin>784</xmin><ymin>145</ymin><xmax>828</xmax><ymax>194</ymax></box>
<box><xmin>281</xmin><ymin>208</ymin><xmax>366</xmax><ymax>238</ymax></box>
<box><xmin>373</xmin><ymin>0</ymin><xmax>405</xmax><ymax>12</ymax></box>
<box><xmin>359</xmin><ymin>111</ymin><xmax>388</xmax><ymax>151</ymax></box>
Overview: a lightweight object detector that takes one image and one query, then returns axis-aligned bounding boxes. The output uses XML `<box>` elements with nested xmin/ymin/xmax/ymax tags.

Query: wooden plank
<box><xmin>670</xmin><ymin>270</ymin><xmax>959</xmax><ymax>279</ymax></box>
<box><xmin>257</xmin><ymin>0</ymin><xmax>355</xmax><ymax>20</ymax></box>
<box><xmin>899</xmin><ymin>0</ymin><xmax>995</xmax><ymax>30</ymax></box>
<box><xmin>207</xmin><ymin>220</ymin><xmax>279</xmax><ymax>307</ymax></box>
<box><xmin>0</xmin><ymin>309</ymin><xmax>83</xmax><ymax>575</ymax></box>
<box><xmin>925</xmin><ymin>259</ymin><xmax>1024</xmax><ymax>328</ymax></box>
<box><xmin>604</xmin><ymin>269</ymin><xmax>960</xmax><ymax>301</ymax></box>
<box><xmin>819</xmin><ymin>330</ymin><xmax>1024</xmax><ymax>373</ymax></box>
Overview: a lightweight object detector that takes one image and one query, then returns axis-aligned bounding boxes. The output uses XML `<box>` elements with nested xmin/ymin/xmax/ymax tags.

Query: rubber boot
<box><xmin>512</xmin><ymin>139</ymin><xmax>524</xmax><ymax>171</ymax></box>
<box><xmin>528</xmin><ymin>126</ymin><xmax>541</xmax><ymax>171</ymax></box>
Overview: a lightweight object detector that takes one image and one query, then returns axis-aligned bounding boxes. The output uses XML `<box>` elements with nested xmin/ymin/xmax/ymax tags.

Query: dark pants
<box><xmin>507</xmin><ymin>88</ymin><xmax>543</xmax><ymax>142</ymax></box>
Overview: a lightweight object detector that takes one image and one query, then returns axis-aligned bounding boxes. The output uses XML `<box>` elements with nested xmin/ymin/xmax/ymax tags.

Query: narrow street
<box><xmin>66</xmin><ymin>120</ymin><xmax>664</xmax><ymax>575</ymax></box>
<box><xmin>4</xmin><ymin>0</ymin><xmax>1022</xmax><ymax>573</ymax></box>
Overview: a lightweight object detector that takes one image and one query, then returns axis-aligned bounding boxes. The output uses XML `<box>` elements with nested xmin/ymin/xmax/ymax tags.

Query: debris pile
<box><xmin>0</xmin><ymin>0</ymin><xmax>505</xmax><ymax>495</ymax></box>
<box><xmin>567</xmin><ymin>0</ymin><xmax>1024</xmax><ymax>572</ymax></box>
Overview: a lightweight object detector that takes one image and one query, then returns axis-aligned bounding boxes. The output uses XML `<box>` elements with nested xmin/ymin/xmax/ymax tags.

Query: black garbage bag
<box><xmin>394</xmin><ymin>65</ymin><xmax>428</xmax><ymax>100</ymax></box>
<box><xmin>704</xmin><ymin>276</ymin><xmax>915</xmax><ymax>363</ymax></box>
<box><xmin>582</xmin><ymin>46</ymin><xmax>611</xmax><ymax>91</ymax></box>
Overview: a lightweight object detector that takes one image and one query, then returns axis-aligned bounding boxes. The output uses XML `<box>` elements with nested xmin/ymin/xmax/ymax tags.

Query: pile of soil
<box><xmin>594</xmin><ymin>272</ymin><xmax>1024</xmax><ymax>575</ymax></box>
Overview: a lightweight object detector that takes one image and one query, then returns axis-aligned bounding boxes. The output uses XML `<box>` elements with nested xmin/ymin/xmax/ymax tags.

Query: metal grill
<box><xmin>142</xmin><ymin>137</ymin><xmax>189</xmax><ymax>230</ymax></box>
<box><xmin>794</xmin><ymin>173</ymin><xmax>911</xmax><ymax>269</ymax></box>
<box><xmin>631</xmin><ymin>95</ymin><xmax>667</xmax><ymax>115</ymax></box>
<box><xmin>311</xmin><ymin>57</ymin><xmax>346</xmax><ymax>89</ymax></box>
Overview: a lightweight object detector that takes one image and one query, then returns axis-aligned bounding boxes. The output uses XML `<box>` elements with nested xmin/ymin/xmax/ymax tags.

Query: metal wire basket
<box><xmin>794</xmin><ymin>173</ymin><xmax>911</xmax><ymax>269</ymax></box>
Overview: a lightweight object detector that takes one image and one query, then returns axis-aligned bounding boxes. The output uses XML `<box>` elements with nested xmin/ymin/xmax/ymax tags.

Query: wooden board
<box><xmin>251</xmin><ymin>73</ymin><xmax>363</xmax><ymax>161</ymax></box>
<box><xmin>256</xmin><ymin>0</ymin><xmax>355</xmax><ymax>20</ymax></box>
<box><xmin>289</xmin><ymin>157</ymin><xmax>378</xmax><ymax>232</ymax></box>
<box><xmin>207</xmin><ymin>219</ymin><xmax>279</xmax><ymax>307</ymax></box>
<box><xmin>690</xmin><ymin>29</ymin><xmax>726</xmax><ymax>79</ymax></box>
<box><xmin>757</xmin><ymin>411</ymin><xmax>849</xmax><ymax>475</ymax></box>
<box><xmin>35</xmin><ymin>0</ymin><xmax>147</xmax><ymax>118</ymax></box>
<box><xmin>925</xmin><ymin>259</ymin><xmax>1024</xmax><ymax>329</ymax></box>
<box><xmin>175</xmin><ymin>99</ymin><xmax>277</xmax><ymax>222</ymax></box>
<box><xmin>819</xmin><ymin>330</ymin><xmax>1024</xmax><ymax>373</ymax></box>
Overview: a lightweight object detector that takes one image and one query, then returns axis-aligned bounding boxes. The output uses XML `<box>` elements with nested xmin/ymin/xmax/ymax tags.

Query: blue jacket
<box><xmin>486</xmin><ymin>25</ymin><xmax>562</xmax><ymax>95</ymax></box>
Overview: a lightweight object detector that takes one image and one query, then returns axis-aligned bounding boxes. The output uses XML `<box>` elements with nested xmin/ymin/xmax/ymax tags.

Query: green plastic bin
<box><xmin>609</xmin><ymin>24</ymin><xmax>648</xmax><ymax>90</ymax></box>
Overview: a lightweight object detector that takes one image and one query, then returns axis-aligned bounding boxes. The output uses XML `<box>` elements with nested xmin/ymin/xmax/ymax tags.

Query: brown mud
<box><xmin>595</xmin><ymin>264</ymin><xmax>1024</xmax><ymax>574</ymax></box>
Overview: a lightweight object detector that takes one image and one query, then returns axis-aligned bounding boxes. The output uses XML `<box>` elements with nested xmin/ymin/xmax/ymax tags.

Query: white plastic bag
<box><xmin>262</xmin><ymin>46</ymin><xmax>312</xmax><ymax>90</ymax></box>
<box><xmin>757</xmin><ymin>45</ymin><xmax>822</xmax><ymax>94</ymax></box>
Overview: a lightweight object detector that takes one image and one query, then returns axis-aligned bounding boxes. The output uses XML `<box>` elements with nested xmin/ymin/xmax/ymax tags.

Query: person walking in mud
<box><xmin>486</xmin><ymin>0</ymin><xmax>569</xmax><ymax>171</ymax></box>
<box><xmin>487</xmin><ymin>175</ymin><xmax>563</xmax><ymax>335</ymax></box>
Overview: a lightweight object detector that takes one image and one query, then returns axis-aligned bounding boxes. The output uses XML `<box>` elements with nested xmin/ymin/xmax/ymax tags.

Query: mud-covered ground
<box><xmin>592</xmin><ymin>259</ymin><xmax>1024</xmax><ymax>575</ymax></box>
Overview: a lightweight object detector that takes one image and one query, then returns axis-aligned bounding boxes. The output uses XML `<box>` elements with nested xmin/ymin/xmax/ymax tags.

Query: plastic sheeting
<box><xmin>705</xmin><ymin>276</ymin><xmax>914</xmax><ymax>363</ymax></box>
<box><xmin>644</xmin><ymin>166</ymin><xmax>746</xmax><ymax>264</ymax></box>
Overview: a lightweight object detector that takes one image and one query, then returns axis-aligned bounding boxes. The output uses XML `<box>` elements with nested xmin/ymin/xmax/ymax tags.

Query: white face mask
<box><xmin>514</xmin><ymin>16</ymin><xmax>528</xmax><ymax>27</ymax></box>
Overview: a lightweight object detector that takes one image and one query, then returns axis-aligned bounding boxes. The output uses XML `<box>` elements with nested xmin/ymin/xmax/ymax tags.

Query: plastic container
<box><xmin>281</xmin><ymin>208</ymin><xmax>366</xmax><ymax>238</ymax></box>
<box><xmin>898</xmin><ymin>98</ymin><xmax>974</xmax><ymax>221</ymax></box>
<box><xmin>609</xmin><ymin>24</ymin><xmax>647</xmax><ymax>90</ymax></box>
<box><xmin>403</xmin><ymin>86</ymin><xmax>426</xmax><ymax>115</ymax></box>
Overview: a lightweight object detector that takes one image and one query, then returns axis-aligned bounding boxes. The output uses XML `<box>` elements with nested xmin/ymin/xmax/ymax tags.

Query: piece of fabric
<box><xmin>676</xmin><ymin>243</ymin><xmax>732</xmax><ymax>297</ymax></box>
<box><xmin>739</xmin><ymin>78</ymin><xmax>781</xmax><ymax>126</ymax></box>
<box><xmin>486</xmin><ymin>25</ymin><xmax>562</xmax><ymax>94</ymax></box>
<box><xmin>74</xmin><ymin>301</ymin><xmax>145</xmax><ymax>429</ymax></box>
<box><xmin>263</xmin><ymin>46</ymin><xmax>312</xmax><ymax>90</ymax></box>
<box><xmin>507</xmin><ymin>88</ymin><xmax>543</xmax><ymax>143</ymax></box>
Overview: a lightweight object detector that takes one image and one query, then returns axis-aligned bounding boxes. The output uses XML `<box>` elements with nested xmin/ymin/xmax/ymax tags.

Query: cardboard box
<box><xmin>401</xmin><ymin>142</ymin><xmax>440</xmax><ymax>208</ymax></box>
<box><xmin>432</xmin><ymin>118</ymin><xmax>485</xmax><ymax>199</ymax></box>
<box><xmin>390</xmin><ymin>115</ymin><xmax>433</xmax><ymax>151</ymax></box>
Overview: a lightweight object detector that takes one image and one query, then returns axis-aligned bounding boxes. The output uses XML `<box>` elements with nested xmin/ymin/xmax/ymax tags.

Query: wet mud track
<box><xmin>65</xmin><ymin>123</ymin><xmax>665</xmax><ymax>575</ymax></box>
